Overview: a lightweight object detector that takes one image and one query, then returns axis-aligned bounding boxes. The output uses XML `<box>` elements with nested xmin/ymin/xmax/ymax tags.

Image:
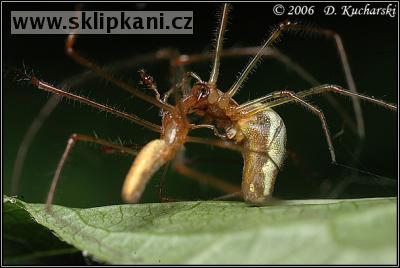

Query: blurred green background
<box><xmin>4</xmin><ymin>2</ymin><xmax>397</xmax><ymax>209</ymax></box>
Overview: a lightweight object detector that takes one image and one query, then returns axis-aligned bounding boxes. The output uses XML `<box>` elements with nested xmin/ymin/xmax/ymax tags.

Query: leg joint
<box><xmin>65</xmin><ymin>34</ymin><xmax>76</xmax><ymax>55</ymax></box>
<box><xmin>69</xmin><ymin>133</ymin><xmax>79</xmax><ymax>142</ymax></box>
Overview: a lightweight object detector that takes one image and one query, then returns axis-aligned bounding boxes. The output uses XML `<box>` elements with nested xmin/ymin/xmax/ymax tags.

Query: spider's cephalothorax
<box><xmin>188</xmin><ymin>83</ymin><xmax>237</xmax><ymax>128</ymax></box>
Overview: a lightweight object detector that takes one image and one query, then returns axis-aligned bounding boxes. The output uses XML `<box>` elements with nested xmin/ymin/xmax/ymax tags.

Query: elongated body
<box><xmin>122</xmin><ymin>87</ymin><xmax>287</xmax><ymax>204</ymax></box>
<box><xmin>190</xmin><ymin>83</ymin><xmax>288</xmax><ymax>204</ymax></box>
<box><xmin>122</xmin><ymin>73</ymin><xmax>288</xmax><ymax>205</ymax></box>
<box><xmin>122</xmin><ymin>139</ymin><xmax>169</xmax><ymax>203</ymax></box>
<box><xmin>235</xmin><ymin>109</ymin><xmax>286</xmax><ymax>204</ymax></box>
<box><xmin>122</xmin><ymin>109</ymin><xmax>190</xmax><ymax>203</ymax></box>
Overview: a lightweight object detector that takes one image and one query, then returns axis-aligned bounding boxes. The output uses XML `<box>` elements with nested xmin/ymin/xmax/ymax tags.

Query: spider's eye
<box><xmin>197</xmin><ymin>87</ymin><xmax>209</xmax><ymax>100</ymax></box>
<box><xmin>138</xmin><ymin>69</ymin><xmax>153</xmax><ymax>86</ymax></box>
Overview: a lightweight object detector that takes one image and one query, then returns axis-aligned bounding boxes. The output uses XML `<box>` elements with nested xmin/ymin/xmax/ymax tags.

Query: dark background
<box><xmin>2</xmin><ymin>2</ymin><xmax>398</xmax><ymax>264</ymax></box>
<box><xmin>4</xmin><ymin>2</ymin><xmax>398</xmax><ymax>208</ymax></box>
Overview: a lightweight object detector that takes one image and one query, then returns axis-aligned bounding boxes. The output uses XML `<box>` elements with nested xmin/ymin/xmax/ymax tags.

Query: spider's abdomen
<box><xmin>237</xmin><ymin>108</ymin><xmax>287</xmax><ymax>204</ymax></box>
<box><xmin>122</xmin><ymin>139</ymin><xmax>171</xmax><ymax>203</ymax></box>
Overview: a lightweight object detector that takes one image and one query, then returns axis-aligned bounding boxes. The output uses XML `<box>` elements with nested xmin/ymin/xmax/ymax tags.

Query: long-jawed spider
<box><xmin>17</xmin><ymin>3</ymin><xmax>397</xmax><ymax>208</ymax></box>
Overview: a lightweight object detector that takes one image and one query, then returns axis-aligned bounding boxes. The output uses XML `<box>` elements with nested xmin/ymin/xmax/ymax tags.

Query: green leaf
<box><xmin>3</xmin><ymin>196</ymin><xmax>396</xmax><ymax>264</ymax></box>
<box><xmin>3</xmin><ymin>196</ymin><xmax>81</xmax><ymax>264</ymax></box>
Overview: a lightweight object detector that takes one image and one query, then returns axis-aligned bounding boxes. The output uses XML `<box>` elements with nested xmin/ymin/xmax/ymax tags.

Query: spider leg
<box><xmin>186</xmin><ymin>136</ymin><xmax>243</xmax><ymax>152</ymax></box>
<box><xmin>167</xmin><ymin>144</ymin><xmax>242</xmax><ymax>198</ymax></box>
<box><xmin>29</xmin><ymin>75</ymin><xmax>162</xmax><ymax>132</ymax></box>
<box><xmin>214</xmin><ymin>21</ymin><xmax>365</xmax><ymax>139</ymax></box>
<box><xmin>173</xmin><ymin>159</ymin><xmax>242</xmax><ymax>196</ymax></box>
<box><xmin>190</xmin><ymin>124</ymin><xmax>228</xmax><ymax>139</ymax></box>
<box><xmin>239</xmin><ymin>84</ymin><xmax>397</xmax><ymax>113</ymax></box>
<box><xmin>138</xmin><ymin>69</ymin><xmax>162</xmax><ymax>101</ymax></box>
<box><xmin>65</xmin><ymin>33</ymin><xmax>173</xmax><ymax>111</ymax></box>
<box><xmin>272</xmin><ymin>23</ymin><xmax>365</xmax><ymax>138</ymax></box>
<box><xmin>156</xmin><ymin>157</ymin><xmax>242</xmax><ymax>202</ymax></box>
<box><xmin>11</xmin><ymin>49</ymin><xmax>180</xmax><ymax>196</ymax></box>
<box><xmin>238</xmin><ymin>85</ymin><xmax>397</xmax><ymax>163</ymax></box>
<box><xmin>208</xmin><ymin>3</ymin><xmax>231</xmax><ymax>86</ymax></box>
<box><xmin>173</xmin><ymin>47</ymin><xmax>319</xmax><ymax>85</ymax></box>
<box><xmin>244</xmin><ymin>90</ymin><xmax>336</xmax><ymax>163</ymax></box>
<box><xmin>46</xmin><ymin>134</ymin><xmax>137</xmax><ymax>212</ymax></box>
<box><xmin>172</xmin><ymin>46</ymin><xmax>359</xmax><ymax>136</ymax></box>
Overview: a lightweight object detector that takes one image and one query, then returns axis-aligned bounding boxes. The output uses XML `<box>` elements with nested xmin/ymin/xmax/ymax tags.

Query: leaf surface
<box><xmin>3</xmin><ymin>196</ymin><xmax>396</xmax><ymax>264</ymax></box>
